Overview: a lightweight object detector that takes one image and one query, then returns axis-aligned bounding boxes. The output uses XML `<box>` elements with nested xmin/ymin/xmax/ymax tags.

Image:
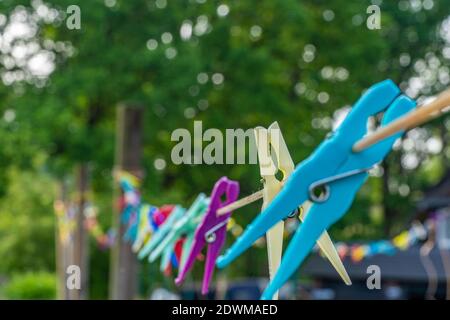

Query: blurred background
<box><xmin>0</xmin><ymin>0</ymin><xmax>449</xmax><ymax>300</ymax></box>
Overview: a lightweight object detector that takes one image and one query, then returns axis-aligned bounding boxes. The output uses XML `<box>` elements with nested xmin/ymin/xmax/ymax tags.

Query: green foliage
<box><xmin>2</xmin><ymin>272</ymin><xmax>56</xmax><ymax>299</ymax></box>
<box><xmin>0</xmin><ymin>167</ymin><xmax>56</xmax><ymax>273</ymax></box>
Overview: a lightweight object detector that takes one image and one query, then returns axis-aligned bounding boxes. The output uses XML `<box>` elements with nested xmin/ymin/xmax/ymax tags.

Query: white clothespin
<box><xmin>254</xmin><ymin>122</ymin><xmax>351</xmax><ymax>299</ymax></box>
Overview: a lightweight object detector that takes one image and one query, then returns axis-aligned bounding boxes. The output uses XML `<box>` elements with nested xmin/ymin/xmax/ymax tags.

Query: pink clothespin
<box><xmin>175</xmin><ymin>176</ymin><xmax>239</xmax><ymax>295</ymax></box>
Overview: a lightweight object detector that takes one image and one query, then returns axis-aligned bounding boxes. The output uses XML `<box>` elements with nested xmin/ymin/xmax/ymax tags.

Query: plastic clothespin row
<box><xmin>175</xmin><ymin>177</ymin><xmax>239</xmax><ymax>295</ymax></box>
<box><xmin>152</xmin><ymin>207</ymin><xmax>186</xmax><ymax>273</ymax></box>
<box><xmin>160</xmin><ymin>239</ymin><xmax>185</xmax><ymax>276</ymax></box>
<box><xmin>149</xmin><ymin>194</ymin><xmax>210</xmax><ymax>270</ymax></box>
<box><xmin>160</xmin><ymin>236</ymin><xmax>186</xmax><ymax>273</ymax></box>
<box><xmin>132</xmin><ymin>204</ymin><xmax>176</xmax><ymax>252</ymax></box>
<box><xmin>217</xmin><ymin>79</ymin><xmax>417</xmax><ymax>299</ymax></box>
<box><xmin>254</xmin><ymin>122</ymin><xmax>351</xmax><ymax>300</ymax></box>
<box><xmin>146</xmin><ymin>205</ymin><xmax>179</xmax><ymax>272</ymax></box>
<box><xmin>119</xmin><ymin>177</ymin><xmax>141</xmax><ymax>224</ymax></box>
<box><xmin>124</xmin><ymin>217</ymin><xmax>138</xmax><ymax>243</ymax></box>
<box><xmin>124</xmin><ymin>203</ymin><xmax>147</xmax><ymax>244</ymax></box>
<box><xmin>151</xmin><ymin>205</ymin><xmax>176</xmax><ymax>228</ymax></box>
<box><xmin>138</xmin><ymin>205</ymin><xmax>186</xmax><ymax>260</ymax></box>
<box><xmin>126</xmin><ymin>204</ymin><xmax>165</xmax><ymax>245</ymax></box>
<box><xmin>161</xmin><ymin>243</ymin><xmax>178</xmax><ymax>273</ymax></box>
<box><xmin>132</xmin><ymin>204</ymin><xmax>154</xmax><ymax>252</ymax></box>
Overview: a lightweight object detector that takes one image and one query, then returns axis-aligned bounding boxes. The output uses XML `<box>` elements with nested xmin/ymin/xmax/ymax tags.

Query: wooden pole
<box><xmin>110</xmin><ymin>103</ymin><xmax>143</xmax><ymax>300</ymax></box>
<box><xmin>70</xmin><ymin>164</ymin><xmax>90</xmax><ymax>299</ymax></box>
<box><xmin>54</xmin><ymin>181</ymin><xmax>67</xmax><ymax>300</ymax></box>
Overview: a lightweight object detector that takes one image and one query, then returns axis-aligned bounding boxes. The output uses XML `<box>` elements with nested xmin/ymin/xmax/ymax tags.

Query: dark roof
<box><xmin>417</xmin><ymin>171</ymin><xmax>450</xmax><ymax>211</ymax></box>
<box><xmin>425</xmin><ymin>171</ymin><xmax>450</xmax><ymax>195</ymax></box>
<box><xmin>300</xmin><ymin>245</ymin><xmax>449</xmax><ymax>282</ymax></box>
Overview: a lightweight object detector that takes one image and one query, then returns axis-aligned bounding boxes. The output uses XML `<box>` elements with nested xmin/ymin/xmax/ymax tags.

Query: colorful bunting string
<box><xmin>53</xmin><ymin>200</ymin><xmax>76</xmax><ymax>246</ymax></box>
<box><xmin>322</xmin><ymin>218</ymin><xmax>438</xmax><ymax>264</ymax></box>
<box><xmin>83</xmin><ymin>203</ymin><xmax>115</xmax><ymax>250</ymax></box>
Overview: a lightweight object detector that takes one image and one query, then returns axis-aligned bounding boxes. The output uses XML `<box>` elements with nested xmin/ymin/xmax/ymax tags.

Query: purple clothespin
<box><xmin>175</xmin><ymin>176</ymin><xmax>239</xmax><ymax>295</ymax></box>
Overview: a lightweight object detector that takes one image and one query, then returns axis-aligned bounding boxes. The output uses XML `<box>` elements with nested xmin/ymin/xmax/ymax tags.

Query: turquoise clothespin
<box><xmin>217</xmin><ymin>79</ymin><xmax>416</xmax><ymax>299</ymax></box>
<box><xmin>124</xmin><ymin>204</ymin><xmax>142</xmax><ymax>243</ymax></box>
<box><xmin>149</xmin><ymin>194</ymin><xmax>209</xmax><ymax>269</ymax></box>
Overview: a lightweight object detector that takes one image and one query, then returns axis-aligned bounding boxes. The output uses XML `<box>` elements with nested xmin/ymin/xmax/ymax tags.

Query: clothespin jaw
<box><xmin>138</xmin><ymin>206</ymin><xmax>186</xmax><ymax>260</ymax></box>
<box><xmin>264</xmin><ymin>122</ymin><xmax>295</xmax><ymax>176</ymax></box>
<box><xmin>217</xmin><ymin>79</ymin><xmax>416</xmax><ymax>299</ymax></box>
<box><xmin>149</xmin><ymin>194</ymin><xmax>209</xmax><ymax>263</ymax></box>
<box><xmin>255</xmin><ymin>122</ymin><xmax>293</xmax><ymax>199</ymax></box>
<box><xmin>299</xmin><ymin>202</ymin><xmax>351</xmax><ymax>285</ymax></box>
<box><xmin>175</xmin><ymin>177</ymin><xmax>239</xmax><ymax>295</ymax></box>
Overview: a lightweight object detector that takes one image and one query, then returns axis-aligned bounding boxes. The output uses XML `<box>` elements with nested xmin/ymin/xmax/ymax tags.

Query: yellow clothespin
<box><xmin>132</xmin><ymin>204</ymin><xmax>152</xmax><ymax>253</ymax></box>
<box><xmin>254</xmin><ymin>122</ymin><xmax>351</xmax><ymax>299</ymax></box>
<box><xmin>254</xmin><ymin>123</ymin><xmax>290</xmax><ymax>300</ymax></box>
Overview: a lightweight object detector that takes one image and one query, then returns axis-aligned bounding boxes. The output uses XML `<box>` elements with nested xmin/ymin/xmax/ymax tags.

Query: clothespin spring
<box><xmin>205</xmin><ymin>219</ymin><xmax>230</xmax><ymax>243</ymax></box>
<box><xmin>308</xmin><ymin>167</ymin><xmax>373</xmax><ymax>203</ymax></box>
<box><xmin>286</xmin><ymin>206</ymin><xmax>304</xmax><ymax>220</ymax></box>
